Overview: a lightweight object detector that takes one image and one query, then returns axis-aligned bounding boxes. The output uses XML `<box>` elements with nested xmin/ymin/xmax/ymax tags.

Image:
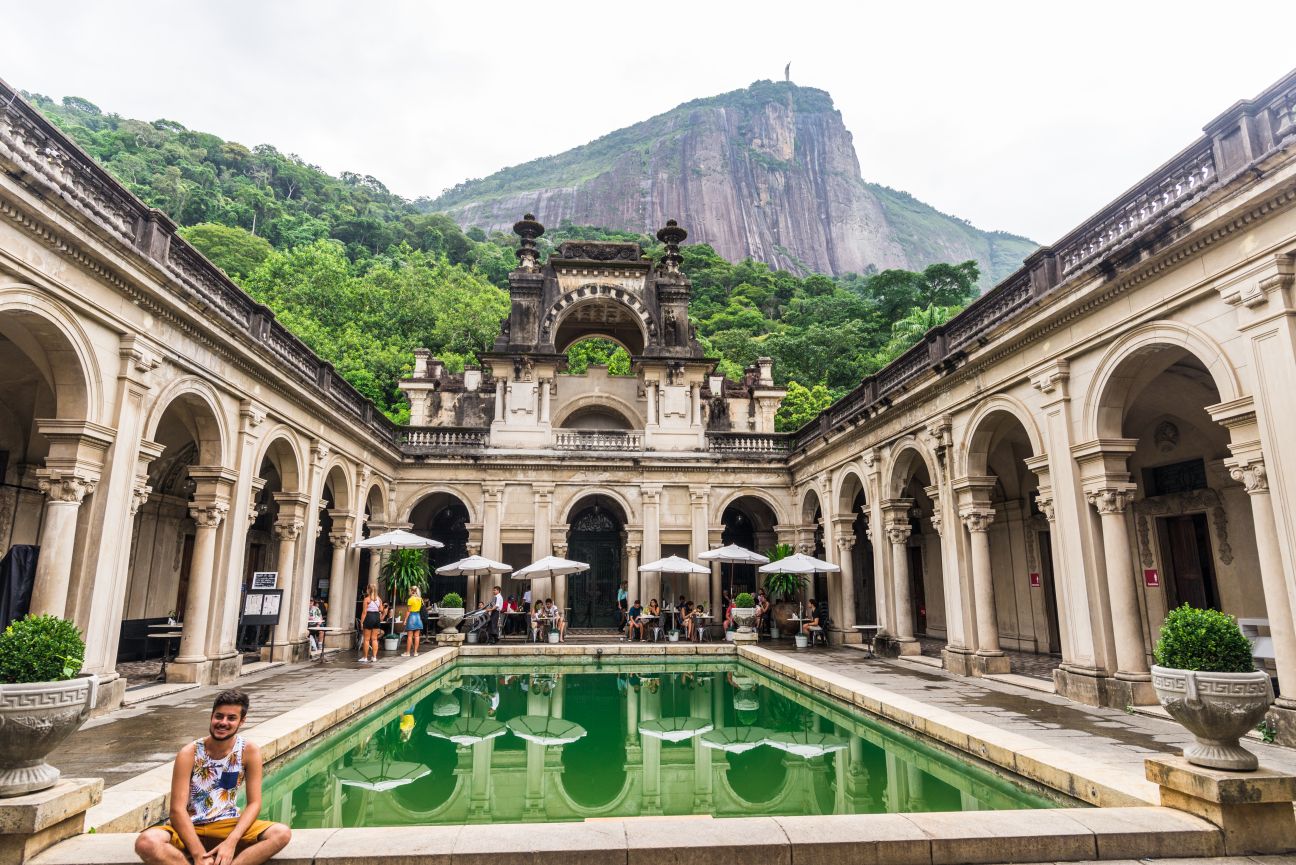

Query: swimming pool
<box><xmin>258</xmin><ymin>658</ymin><xmax>1063</xmax><ymax>826</ymax></box>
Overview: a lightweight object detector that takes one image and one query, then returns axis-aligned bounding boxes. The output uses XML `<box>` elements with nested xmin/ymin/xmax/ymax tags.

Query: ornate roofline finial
<box><xmin>513</xmin><ymin>213</ymin><xmax>544</xmax><ymax>272</ymax></box>
<box><xmin>656</xmin><ymin>219</ymin><xmax>687</xmax><ymax>273</ymax></box>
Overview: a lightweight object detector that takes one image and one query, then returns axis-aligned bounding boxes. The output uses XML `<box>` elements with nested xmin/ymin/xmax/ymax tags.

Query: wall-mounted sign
<box><xmin>1028</xmin><ymin>572</ymin><xmax>1041</xmax><ymax>588</ymax></box>
<box><xmin>251</xmin><ymin>571</ymin><xmax>278</xmax><ymax>589</ymax></box>
<box><xmin>1144</xmin><ymin>569</ymin><xmax>1160</xmax><ymax>588</ymax></box>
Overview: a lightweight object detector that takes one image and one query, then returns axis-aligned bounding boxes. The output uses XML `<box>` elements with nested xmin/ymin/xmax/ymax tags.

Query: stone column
<box><xmin>1086</xmin><ymin>485</ymin><xmax>1152</xmax><ymax>698</ymax></box>
<box><xmin>689</xmin><ymin>486</ymin><xmax>710</xmax><ymax>606</ymax></box>
<box><xmin>1229</xmin><ymin>457</ymin><xmax>1296</xmax><ymax>710</ymax></box>
<box><xmin>834</xmin><ymin>533</ymin><xmax>857</xmax><ymax>636</ymax></box>
<box><xmin>465</xmin><ymin>539</ymin><xmax>482</xmax><ymax>604</ymax></box>
<box><xmin>884</xmin><ymin>507</ymin><xmax>918</xmax><ymax>655</ymax></box>
<box><xmin>641</xmin><ymin>485</ymin><xmax>662</xmax><ymax>599</ymax></box>
<box><xmin>626</xmin><ymin>542</ymin><xmax>641</xmax><ymax>608</ymax></box>
<box><xmin>30</xmin><ymin>472</ymin><xmax>97</xmax><ymax>618</ymax></box>
<box><xmin>481</xmin><ymin>484</ymin><xmax>504</xmax><ymax>596</ymax></box>
<box><xmin>493</xmin><ymin>379</ymin><xmax>505</xmax><ymax>423</ymax></box>
<box><xmin>553</xmin><ymin>542</ymin><xmax>568</xmax><ymax>612</ymax></box>
<box><xmin>326</xmin><ymin>515</ymin><xmax>354</xmax><ymax>630</ymax></box>
<box><xmin>961</xmin><ymin>506</ymin><xmax>1009</xmax><ymax>675</ymax></box>
<box><xmin>531</xmin><ymin>484</ymin><xmax>553</xmax><ymax>563</ymax></box>
<box><xmin>539</xmin><ymin>379</ymin><xmax>552</xmax><ymax>425</ymax></box>
<box><xmin>172</xmin><ymin>496</ymin><xmax>229</xmax><ymax>682</ymax></box>
<box><xmin>270</xmin><ymin>492</ymin><xmax>309</xmax><ymax>660</ymax></box>
<box><xmin>646</xmin><ymin>380</ymin><xmax>659</xmax><ymax>428</ymax></box>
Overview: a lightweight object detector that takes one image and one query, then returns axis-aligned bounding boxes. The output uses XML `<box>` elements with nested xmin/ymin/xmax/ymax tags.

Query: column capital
<box><xmin>640</xmin><ymin>484</ymin><xmax>662</xmax><ymax>504</ymax></box>
<box><xmin>273</xmin><ymin>518</ymin><xmax>303</xmax><ymax>541</ymax></box>
<box><xmin>1227</xmin><ymin>456</ymin><xmax>1268</xmax><ymax>494</ymax></box>
<box><xmin>37</xmin><ymin>471</ymin><xmax>97</xmax><ymax>503</ymax></box>
<box><xmin>329</xmin><ymin>532</ymin><xmax>353</xmax><ymax>550</ymax></box>
<box><xmin>960</xmin><ymin>507</ymin><xmax>996</xmax><ymax>533</ymax></box>
<box><xmin>1030</xmin><ymin>359</ymin><xmax>1070</xmax><ymax>399</ymax></box>
<box><xmin>130</xmin><ymin>483</ymin><xmax>153</xmax><ymax>515</ymax></box>
<box><xmin>310</xmin><ymin>439</ymin><xmax>330</xmax><ymax>468</ymax></box>
<box><xmin>688</xmin><ymin>485</ymin><xmax>709</xmax><ymax>505</ymax></box>
<box><xmin>531</xmin><ymin>483</ymin><xmax>555</xmax><ymax>501</ymax></box>
<box><xmin>834</xmin><ymin>535</ymin><xmax>854</xmax><ymax>553</ymax></box>
<box><xmin>929</xmin><ymin>510</ymin><xmax>944</xmax><ymax>536</ymax></box>
<box><xmin>885</xmin><ymin>523</ymin><xmax>912</xmax><ymax>546</ymax></box>
<box><xmin>189</xmin><ymin>501</ymin><xmax>229</xmax><ymax>529</ymax></box>
<box><xmin>553</xmin><ymin>542</ymin><xmax>568</xmax><ymax>557</ymax></box>
<box><xmin>482</xmin><ymin>483</ymin><xmax>505</xmax><ymax>502</ymax></box>
<box><xmin>1035</xmin><ymin>486</ymin><xmax>1057</xmax><ymax>521</ymax></box>
<box><xmin>1085</xmin><ymin>485</ymin><xmax>1137</xmax><ymax>515</ymax></box>
<box><xmin>466</xmin><ymin>540</ymin><xmax>482</xmax><ymax>556</ymax></box>
<box><xmin>626</xmin><ymin>543</ymin><xmax>641</xmax><ymax>556</ymax></box>
<box><xmin>239</xmin><ymin>399</ymin><xmax>268</xmax><ymax>432</ymax></box>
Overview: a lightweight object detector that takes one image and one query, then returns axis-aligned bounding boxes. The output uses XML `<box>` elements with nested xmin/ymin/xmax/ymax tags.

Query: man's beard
<box><xmin>210</xmin><ymin>726</ymin><xmax>237</xmax><ymax>741</ymax></box>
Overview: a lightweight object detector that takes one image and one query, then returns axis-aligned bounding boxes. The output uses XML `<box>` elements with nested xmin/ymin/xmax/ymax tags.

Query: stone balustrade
<box><xmin>553</xmin><ymin>430</ymin><xmax>643</xmax><ymax>451</ymax></box>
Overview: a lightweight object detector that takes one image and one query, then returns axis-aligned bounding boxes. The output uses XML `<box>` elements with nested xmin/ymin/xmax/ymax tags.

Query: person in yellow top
<box><xmin>402</xmin><ymin>587</ymin><xmax>424</xmax><ymax>657</ymax></box>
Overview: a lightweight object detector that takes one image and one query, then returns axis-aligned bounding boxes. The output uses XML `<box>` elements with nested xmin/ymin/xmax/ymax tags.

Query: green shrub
<box><xmin>734</xmin><ymin>592</ymin><xmax>755</xmax><ymax>608</ymax></box>
<box><xmin>0</xmin><ymin>615</ymin><xmax>85</xmax><ymax>683</ymax></box>
<box><xmin>441</xmin><ymin>592</ymin><xmax>465</xmax><ymax>609</ymax></box>
<box><xmin>1154</xmin><ymin>605</ymin><xmax>1254</xmax><ymax>673</ymax></box>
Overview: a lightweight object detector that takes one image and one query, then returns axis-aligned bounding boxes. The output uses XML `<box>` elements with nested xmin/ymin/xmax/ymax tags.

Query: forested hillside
<box><xmin>31</xmin><ymin>93</ymin><xmax>981</xmax><ymax>430</ymax></box>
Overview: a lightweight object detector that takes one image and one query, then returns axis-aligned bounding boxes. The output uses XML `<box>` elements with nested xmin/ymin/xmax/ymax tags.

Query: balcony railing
<box><xmin>554</xmin><ymin>430</ymin><xmax>643</xmax><ymax>451</ymax></box>
<box><xmin>707</xmin><ymin>432</ymin><xmax>793</xmax><ymax>455</ymax></box>
<box><xmin>400</xmin><ymin>427</ymin><xmax>490</xmax><ymax>453</ymax></box>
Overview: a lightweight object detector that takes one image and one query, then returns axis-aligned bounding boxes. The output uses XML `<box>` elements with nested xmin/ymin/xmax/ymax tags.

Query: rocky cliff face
<box><xmin>432</xmin><ymin>82</ymin><xmax>1036</xmax><ymax>284</ymax></box>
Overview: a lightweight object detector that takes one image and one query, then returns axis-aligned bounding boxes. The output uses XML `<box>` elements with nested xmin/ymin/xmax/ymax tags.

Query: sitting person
<box><xmin>545</xmin><ymin>598</ymin><xmax>567</xmax><ymax>642</ymax></box>
<box><xmin>625</xmin><ymin>599</ymin><xmax>643</xmax><ymax>641</ymax></box>
<box><xmin>755</xmin><ymin>590</ymin><xmax>770</xmax><ymax>631</ymax></box>
<box><xmin>502</xmin><ymin>594</ymin><xmax>519</xmax><ymax>635</ymax></box>
<box><xmin>689</xmin><ymin>604</ymin><xmax>707</xmax><ymax>640</ymax></box>
<box><xmin>135</xmin><ymin>689</ymin><xmax>290</xmax><ymax>865</ymax></box>
<box><xmin>802</xmin><ymin>598</ymin><xmax>821</xmax><ymax>634</ymax></box>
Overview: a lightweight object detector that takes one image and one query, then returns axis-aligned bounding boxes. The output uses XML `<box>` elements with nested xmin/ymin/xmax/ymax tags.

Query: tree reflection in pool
<box><xmin>257</xmin><ymin>661</ymin><xmax>1060</xmax><ymax>826</ymax></box>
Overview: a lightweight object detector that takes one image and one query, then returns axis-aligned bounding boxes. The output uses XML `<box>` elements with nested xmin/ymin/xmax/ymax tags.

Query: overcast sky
<box><xmin>5</xmin><ymin>1</ymin><xmax>1294</xmax><ymax>243</ymax></box>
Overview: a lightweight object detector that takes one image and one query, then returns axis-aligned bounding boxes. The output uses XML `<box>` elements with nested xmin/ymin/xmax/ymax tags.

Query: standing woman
<box><xmin>361</xmin><ymin>584</ymin><xmax>382</xmax><ymax>664</ymax></box>
<box><xmin>402</xmin><ymin>586</ymin><xmax>424</xmax><ymax>657</ymax></box>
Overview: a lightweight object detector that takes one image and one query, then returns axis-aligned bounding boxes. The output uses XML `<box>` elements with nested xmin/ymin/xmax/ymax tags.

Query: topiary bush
<box><xmin>0</xmin><ymin>615</ymin><xmax>85</xmax><ymax>683</ymax></box>
<box><xmin>734</xmin><ymin>592</ymin><xmax>755</xmax><ymax>608</ymax></box>
<box><xmin>441</xmin><ymin>592</ymin><xmax>465</xmax><ymax>609</ymax></box>
<box><xmin>1154</xmin><ymin>605</ymin><xmax>1254</xmax><ymax>673</ymax></box>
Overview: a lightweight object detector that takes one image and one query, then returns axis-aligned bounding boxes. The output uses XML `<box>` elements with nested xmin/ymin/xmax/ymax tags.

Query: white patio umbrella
<box><xmin>512</xmin><ymin>555</ymin><xmax>589</xmax><ymax>604</ymax></box>
<box><xmin>435</xmin><ymin>555</ymin><xmax>513</xmax><ymax>577</ymax></box>
<box><xmin>506</xmin><ymin>715</ymin><xmax>587</xmax><ymax>746</ymax></box>
<box><xmin>699</xmin><ymin>544</ymin><xmax>769</xmax><ymax>598</ymax></box>
<box><xmin>352</xmin><ymin>529</ymin><xmax>444</xmax><ymax>550</ymax></box>
<box><xmin>336</xmin><ymin>759</ymin><xmax>431</xmax><ymax>791</ymax></box>
<box><xmin>700</xmin><ymin>726</ymin><xmax>773</xmax><ymax>754</ymax></box>
<box><xmin>638</xmin><ymin>717</ymin><xmax>714</xmax><ymax>742</ymax></box>
<box><xmin>426</xmin><ymin>717</ymin><xmax>507</xmax><ymax>746</ymax></box>
<box><xmin>638</xmin><ymin>555</ymin><xmax>710</xmax><ymax>576</ymax></box>
<box><xmin>757</xmin><ymin>553</ymin><xmax>840</xmax><ymax>575</ymax></box>
<box><xmin>766</xmin><ymin>730</ymin><xmax>848</xmax><ymax>759</ymax></box>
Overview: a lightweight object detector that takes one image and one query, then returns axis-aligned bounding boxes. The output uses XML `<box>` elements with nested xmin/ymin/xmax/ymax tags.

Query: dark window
<box><xmin>1145</xmin><ymin>458</ymin><xmax>1207</xmax><ymax>497</ymax></box>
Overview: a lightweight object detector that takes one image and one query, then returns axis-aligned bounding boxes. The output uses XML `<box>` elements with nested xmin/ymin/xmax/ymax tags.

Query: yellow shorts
<box><xmin>161</xmin><ymin>817</ymin><xmax>277</xmax><ymax>850</ymax></box>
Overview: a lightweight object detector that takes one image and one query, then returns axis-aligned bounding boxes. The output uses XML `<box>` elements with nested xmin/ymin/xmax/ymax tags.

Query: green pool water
<box><xmin>259</xmin><ymin>659</ymin><xmax>1061</xmax><ymax>826</ymax></box>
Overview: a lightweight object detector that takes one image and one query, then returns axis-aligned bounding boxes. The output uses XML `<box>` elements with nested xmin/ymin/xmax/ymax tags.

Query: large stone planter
<box><xmin>437</xmin><ymin>608</ymin><xmax>465</xmax><ymax>635</ymax></box>
<box><xmin>0</xmin><ymin>675</ymin><xmax>98</xmax><ymax>797</ymax></box>
<box><xmin>769</xmin><ymin>601</ymin><xmax>799</xmax><ymax>635</ymax></box>
<box><xmin>1151</xmin><ymin>664</ymin><xmax>1273</xmax><ymax>771</ymax></box>
<box><xmin>731</xmin><ymin>607</ymin><xmax>756</xmax><ymax>634</ymax></box>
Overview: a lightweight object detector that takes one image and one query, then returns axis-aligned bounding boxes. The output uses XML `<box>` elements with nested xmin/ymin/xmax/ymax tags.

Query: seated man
<box><xmin>625</xmin><ymin>599</ymin><xmax>643</xmax><ymax>641</ymax></box>
<box><xmin>545</xmin><ymin>598</ymin><xmax>567</xmax><ymax>642</ymax></box>
<box><xmin>136</xmin><ymin>689</ymin><xmax>290</xmax><ymax>865</ymax></box>
<box><xmin>802</xmin><ymin>598</ymin><xmax>823</xmax><ymax>635</ymax></box>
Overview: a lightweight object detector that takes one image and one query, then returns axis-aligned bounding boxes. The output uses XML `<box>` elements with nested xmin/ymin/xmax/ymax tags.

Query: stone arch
<box><xmin>398</xmin><ymin>485</ymin><xmax>478</xmax><ymax>524</ymax></box>
<box><xmin>543</xmin><ymin>284</ymin><xmax>654</xmax><ymax>354</ymax></box>
<box><xmin>319</xmin><ymin>459</ymin><xmax>354</xmax><ymax>512</ymax></box>
<box><xmin>554</xmin><ymin>771</ymin><xmax>634</xmax><ymax>817</ymax></box>
<box><xmin>712</xmin><ymin>488</ymin><xmax>790</xmax><ymax>527</ymax></box>
<box><xmin>884</xmin><ymin>437</ymin><xmax>940</xmax><ymax>500</ymax></box>
<box><xmin>834</xmin><ymin>465</ymin><xmax>868</xmax><ymax>514</ymax></box>
<box><xmin>142</xmin><ymin>377</ymin><xmax>230</xmax><ymax>468</ymax></box>
<box><xmin>255</xmin><ymin>429</ymin><xmax>305</xmax><ymax>493</ymax></box>
<box><xmin>558</xmin><ymin>486</ymin><xmax>637</xmax><ymax>526</ymax></box>
<box><xmin>362</xmin><ymin>479</ymin><xmax>388</xmax><ymax>524</ymax></box>
<box><xmin>799</xmin><ymin>486</ymin><xmax>823</xmax><ymax>524</ymax></box>
<box><xmin>961</xmin><ymin>394</ymin><xmax>1044</xmax><ymax>480</ymax></box>
<box><xmin>0</xmin><ymin>286</ymin><xmax>101</xmax><ymax>422</ymax></box>
<box><xmin>1084</xmin><ymin>321</ymin><xmax>1242</xmax><ymax>441</ymax></box>
<box><xmin>552</xmin><ymin>393</ymin><xmax>643</xmax><ymax>429</ymax></box>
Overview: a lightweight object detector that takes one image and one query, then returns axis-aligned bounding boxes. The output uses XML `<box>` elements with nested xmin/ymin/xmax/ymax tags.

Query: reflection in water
<box><xmin>260</xmin><ymin>662</ymin><xmax>1057</xmax><ymax>827</ymax></box>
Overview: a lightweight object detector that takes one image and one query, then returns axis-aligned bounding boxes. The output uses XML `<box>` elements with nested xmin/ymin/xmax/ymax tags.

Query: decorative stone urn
<box><xmin>437</xmin><ymin>608</ymin><xmax>465</xmax><ymax>634</ymax></box>
<box><xmin>731</xmin><ymin>607</ymin><xmax>757</xmax><ymax>634</ymax></box>
<box><xmin>1151</xmin><ymin>665</ymin><xmax>1273</xmax><ymax>770</ymax></box>
<box><xmin>769</xmin><ymin>602</ymin><xmax>799</xmax><ymax>635</ymax></box>
<box><xmin>0</xmin><ymin>674</ymin><xmax>98</xmax><ymax>796</ymax></box>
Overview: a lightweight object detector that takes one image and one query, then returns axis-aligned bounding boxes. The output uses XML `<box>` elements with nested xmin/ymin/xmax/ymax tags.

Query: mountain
<box><xmin>431</xmin><ymin>81</ymin><xmax>1037</xmax><ymax>284</ymax></box>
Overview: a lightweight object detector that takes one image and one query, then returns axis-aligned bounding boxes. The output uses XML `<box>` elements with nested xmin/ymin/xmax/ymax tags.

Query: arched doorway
<box><xmin>720</xmin><ymin>495</ymin><xmax>780</xmax><ymax>596</ymax></box>
<box><xmin>836</xmin><ymin>472</ymin><xmax>876</xmax><ymax>628</ymax></box>
<box><xmin>409</xmin><ymin>492</ymin><xmax>471</xmax><ymax>601</ymax></box>
<box><xmin>566</xmin><ymin>496</ymin><xmax>626</xmax><ymax>628</ymax></box>
<box><xmin>885</xmin><ymin>447</ymin><xmax>945</xmax><ymax>654</ymax></box>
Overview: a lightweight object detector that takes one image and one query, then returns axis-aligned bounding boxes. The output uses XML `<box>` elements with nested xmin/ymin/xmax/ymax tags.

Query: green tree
<box><xmin>775</xmin><ymin>381</ymin><xmax>833</xmax><ymax>432</ymax></box>
<box><xmin>179</xmin><ymin>222</ymin><xmax>273</xmax><ymax>279</ymax></box>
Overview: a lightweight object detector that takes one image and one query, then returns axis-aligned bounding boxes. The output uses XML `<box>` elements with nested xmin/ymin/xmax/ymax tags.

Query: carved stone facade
<box><xmin>4</xmin><ymin>71</ymin><xmax>1296</xmax><ymax>742</ymax></box>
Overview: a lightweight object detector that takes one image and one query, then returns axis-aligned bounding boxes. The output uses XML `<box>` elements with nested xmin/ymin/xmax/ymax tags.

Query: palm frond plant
<box><xmin>761</xmin><ymin>543</ymin><xmax>806</xmax><ymax>601</ymax></box>
<box><xmin>381</xmin><ymin>548</ymin><xmax>430</xmax><ymax>609</ymax></box>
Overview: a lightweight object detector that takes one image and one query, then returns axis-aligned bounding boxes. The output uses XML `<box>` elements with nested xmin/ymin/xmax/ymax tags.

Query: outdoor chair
<box><xmin>806</xmin><ymin>607</ymin><xmax>831</xmax><ymax>647</ymax></box>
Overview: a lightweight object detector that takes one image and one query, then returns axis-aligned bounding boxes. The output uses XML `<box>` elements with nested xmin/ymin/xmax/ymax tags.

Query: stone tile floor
<box><xmin>771</xmin><ymin>645</ymin><xmax>1296</xmax><ymax>778</ymax></box>
<box><xmin>918</xmin><ymin>635</ymin><xmax>1063</xmax><ymax>680</ymax></box>
<box><xmin>53</xmin><ymin>650</ymin><xmax>409</xmax><ymax>788</ymax></box>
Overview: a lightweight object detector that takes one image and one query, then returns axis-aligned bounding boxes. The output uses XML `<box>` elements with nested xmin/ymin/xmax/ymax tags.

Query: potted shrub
<box><xmin>732</xmin><ymin>592</ymin><xmax>757</xmax><ymax>634</ymax></box>
<box><xmin>1151</xmin><ymin>604</ymin><xmax>1272</xmax><ymax>770</ymax></box>
<box><xmin>667</xmin><ymin>629</ymin><xmax>680</xmax><ymax>642</ymax></box>
<box><xmin>437</xmin><ymin>592</ymin><xmax>465</xmax><ymax>634</ymax></box>
<box><xmin>0</xmin><ymin>615</ymin><xmax>97</xmax><ymax>796</ymax></box>
<box><xmin>763</xmin><ymin>544</ymin><xmax>808</xmax><ymax>637</ymax></box>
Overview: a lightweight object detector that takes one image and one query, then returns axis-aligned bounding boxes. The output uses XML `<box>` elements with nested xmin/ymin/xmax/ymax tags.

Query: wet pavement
<box><xmin>771</xmin><ymin>645</ymin><xmax>1296</xmax><ymax>777</ymax></box>
<box><xmin>918</xmin><ymin>635</ymin><xmax>1063</xmax><ymax>681</ymax></box>
<box><xmin>52</xmin><ymin>651</ymin><xmax>409</xmax><ymax>788</ymax></box>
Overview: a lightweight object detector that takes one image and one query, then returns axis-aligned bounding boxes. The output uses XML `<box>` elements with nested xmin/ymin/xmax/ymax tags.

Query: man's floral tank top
<box><xmin>188</xmin><ymin>735</ymin><xmax>245</xmax><ymax>824</ymax></box>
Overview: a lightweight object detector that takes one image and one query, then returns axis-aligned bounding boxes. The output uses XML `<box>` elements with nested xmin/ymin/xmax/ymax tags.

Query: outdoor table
<box><xmin>634</xmin><ymin>614</ymin><xmax>659</xmax><ymax>641</ymax></box>
<box><xmin>503</xmin><ymin>609</ymin><xmax>528</xmax><ymax>639</ymax></box>
<box><xmin>532</xmin><ymin>615</ymin><xmax>555</xmax><ymax>642</ymax></box>
<box><xmin>853</xmin><ymin>624</ymin><xmax>882</xmax><ymax>658</ymax></box>
<box><xmin>308</xmin><ymin>625</ymin><xmax>347</xmax><ymax>663</ymax></box>
<box><xmin>146</xmin><ymin>628</ymin><xmax>182</xmax><ymax>682</ymax></box>
<box><xmin>691</xmin><ymin>614</ymin><xmax>714</xmax><ymax>642</ymax></box>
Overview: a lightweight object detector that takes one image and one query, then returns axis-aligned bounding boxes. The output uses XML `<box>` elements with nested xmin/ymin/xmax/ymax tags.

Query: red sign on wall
<box><xmin>1029</xmin><ymin>572</ymin><xmax>1041</xmax><ymax>588</ymax></box>
<box><xmin>1144</xmin><ymin>569</ymin><xmax>1160</xmax><ymax>588</ymax></box>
